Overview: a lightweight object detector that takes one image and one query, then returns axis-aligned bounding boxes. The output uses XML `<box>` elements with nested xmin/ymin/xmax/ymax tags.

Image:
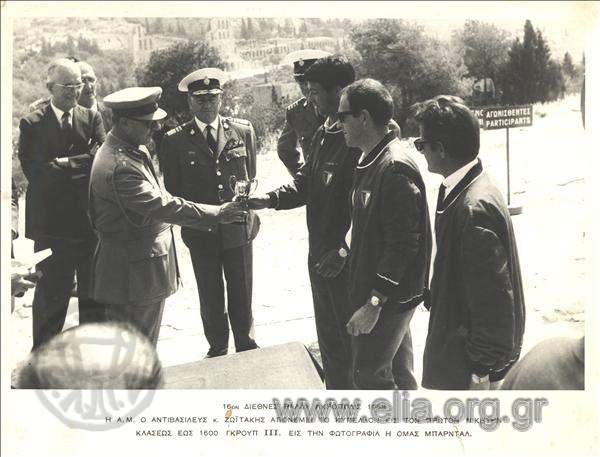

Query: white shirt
<box><xmin>50</xmin><ymin>101</ymin><xmax>74</xmax><ymax>128</ymax></box>
<box><xmin>442</xmin><ymin>158</ymin><xmax>478</xmax><ymax>200</ymax></box>
<box><xmin>194</xmin><ymin>116</ymin><xmax>220</xmax><ymax>139</ymax></box>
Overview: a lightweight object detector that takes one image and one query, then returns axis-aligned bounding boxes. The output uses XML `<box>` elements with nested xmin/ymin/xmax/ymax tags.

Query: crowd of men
<box><xmin>12</xmin><ymin>49</ymin><xmax>582</xmax><ymax>391</ymax></box>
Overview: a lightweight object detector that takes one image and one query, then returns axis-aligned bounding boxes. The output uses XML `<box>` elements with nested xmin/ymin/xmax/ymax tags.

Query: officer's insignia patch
<box><xmin>322</xmin><ymin>171</ymin><xmax>333</xmax><ymax>186</ymax></box>
<box><xmin>203</xmin><ymin>77</ymin><xmax>210</xmax><ymax>85</ymax></box>
<box><xmin>360</xmin><ymin>190</ymin><xmax>371</xmax><ymax>207</ymax></box>
<box><xmin>298</xmin><ymin>58</ymin><xmax>304</xmax><ymax>67</ymax></box>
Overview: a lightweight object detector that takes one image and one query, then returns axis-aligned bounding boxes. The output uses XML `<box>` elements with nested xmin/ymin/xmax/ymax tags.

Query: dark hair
<box><xmin>341</xmin><ymin>78</ymin><xmax>394</xmax><ymax>127</ymax></box>
<box><xmin>410</xmin><ymin>95</ymin><xmax>480</xmax><ymax>160</ymax></box>
<box><xmin>303</xmin><ymin>55</ymin><xmax>355</xmax><ymax>92</ymax></box>
<box><xmin>14</xmin><ymin>322</ymin><xmax>164</xmax><ymax>389</ymax></box>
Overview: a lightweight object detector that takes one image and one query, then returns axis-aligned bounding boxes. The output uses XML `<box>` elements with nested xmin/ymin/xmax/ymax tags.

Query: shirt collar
<box><xmin>442</xmin><ymin>158</ymin><xmax>479</xmax><ymax>198</ymax></box>
<box><xmin>50</xmin><ymin>101</ymin><xmax>74</xmax><ymax>125</ymax></box>
<box><xmin>195</xmin><ymin>115</ymin><xmax>220</xmax><ymax>135</ymax></box>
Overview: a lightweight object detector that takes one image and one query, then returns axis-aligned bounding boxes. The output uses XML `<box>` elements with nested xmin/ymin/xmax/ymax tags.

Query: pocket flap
<box><xmin>127</xmin><ymin>230</ymin><xmax>172</xmax><ymax>261</ymax></box>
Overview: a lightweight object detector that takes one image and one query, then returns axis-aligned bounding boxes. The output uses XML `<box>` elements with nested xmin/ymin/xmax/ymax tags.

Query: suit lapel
<box><xmin>215</xmin><ymin>117</ymin><xmax>230</xmax><ymax>161</ymax></box>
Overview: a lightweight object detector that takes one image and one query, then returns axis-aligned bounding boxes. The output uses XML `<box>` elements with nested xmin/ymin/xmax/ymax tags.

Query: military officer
<box><xmin>161</xmin><ymin>68</ymin><xmax>260</xmax><ymax>358</ymax></box>
<box><xmin>89</xmin><ymin>86</ymin><xmax>248</xmax><ymax>346</ymax></box>
<box><xmin>277</xmin><ymin>49</ymin><xmax>330</xmax><ymax>175</ymax></box>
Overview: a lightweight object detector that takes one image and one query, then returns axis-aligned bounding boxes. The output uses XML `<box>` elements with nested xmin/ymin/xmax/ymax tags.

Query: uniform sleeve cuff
<box><xmin>468</xmin><ymin>360</ymin><xmax>492</xmax><ymax>377</ymax></box>
<box><xmin>267</xmin><ymin>191</ymin><xmax>279</xmax><ymax>209</ymax></box>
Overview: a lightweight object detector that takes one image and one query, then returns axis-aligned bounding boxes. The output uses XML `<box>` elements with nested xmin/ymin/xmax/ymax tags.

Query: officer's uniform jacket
<box><xmin>88</xmin><ymin>132</ymin><xmax>221</xmax><ymax>306</ymax></box>
<box><xmin>161</xmin><ymin>116</ymin><xmax>259</xmax><ymax>253</ymax></box>
<box><xmin>277</xmin><ymin>97</ymin><xmax>322</xmax><ymax>175</ymax></box>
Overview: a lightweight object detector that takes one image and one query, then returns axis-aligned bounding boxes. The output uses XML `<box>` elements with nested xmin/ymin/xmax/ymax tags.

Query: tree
<box><xmin>350</xmin><ymin>19</ymin><xmax>471</xmax><ymax>132</ymax></box>
<box><xmin>562</xmin><ymin>52</ymin><xmax>576</xmax><ymax>78</ymax></box>
<box><xmin>135</xmin><ymin>40</ymin><xmax>224</xmax><ymax>124</ymax></box>
<box><xmin>240</xmin><ymin>18</ymin><xmax>248</xmax><ymax>40</ymax></box>
<box><xmin>454</xmin><ymin>20</ymin><xmax>510</xmax><ymax>103</ymax></box>
<box><xmin>498</xmin><ymin>20</ymin><xmax>565</xmax><ymax>104</ymax></box>
<box><xmin>154</xmin><ymin>18</ymin><xmax>164</xmax><ymax>34</ymax></box>
<box><xmin>246</xmin><ymin>18</ymin><xmax>255</xmax><ymax>39</ymax></box>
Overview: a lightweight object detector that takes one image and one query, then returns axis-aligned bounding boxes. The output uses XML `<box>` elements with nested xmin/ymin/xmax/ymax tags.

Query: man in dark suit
<box><xmin>18</xmin><ymin>58</ymin><xmax>106</xmax><ymax>350</ymax></box>
<box><xmin>412</xmin><ymin>95</ymin><xmax>525</xmax><ymax>390</ymax></box>
<box><xmin>161</xmin><ymin>68</ymin><xmax>260</xmax><ymax>358</ymax></box>
<box><xmin>277</xmin><ymin>50</ymin><xmax>330</xmax><ymax>176</ymax></box>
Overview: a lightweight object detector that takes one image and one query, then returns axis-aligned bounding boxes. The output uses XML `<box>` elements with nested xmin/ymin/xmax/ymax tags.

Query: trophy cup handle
<box><xmin>249</xmin><ymin>178</ymin><xmax>258</xmax><ymax>195</ymax></box>
<box><xmin>229</xmin><ymin>175</ymin><xmax>238</xmax><ymax>193</ymax></box>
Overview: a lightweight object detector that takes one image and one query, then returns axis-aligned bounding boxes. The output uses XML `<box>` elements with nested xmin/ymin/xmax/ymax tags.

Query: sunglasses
<box><xmin>54</xmin><ymin>82</ymin><xmax>85</xmax><ymax>90</ymax></box>
<box><xmin>336</xmin><ymin>110</ymin><xmax>358</xmax><ymax>122</ymax></box>
<box><xmin>413</xmin><ymin>138</ymin><xmax>439</xmax><ymax>152</ymax></box>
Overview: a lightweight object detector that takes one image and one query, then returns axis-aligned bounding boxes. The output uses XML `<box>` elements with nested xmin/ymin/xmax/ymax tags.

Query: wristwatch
<box><xmin>368</xmin><ymin>296</ymin><xmax>381</xmax><ymax>307</ymax></box>
<box><xmin>471</xmin><ymin>373</ymin><xmax>490</xmax><ymax>384</ymax></box>
<box><xmin>338</xmin><ymin>247</ymin><xmax>348</xmax><ymax>258</ymax></box>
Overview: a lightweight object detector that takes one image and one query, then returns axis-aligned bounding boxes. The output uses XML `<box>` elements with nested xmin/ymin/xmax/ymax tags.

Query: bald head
<box><xmin>47</xmin><ymin>58</ymin><xmax>83</xmax><ymax>111</ymax></box>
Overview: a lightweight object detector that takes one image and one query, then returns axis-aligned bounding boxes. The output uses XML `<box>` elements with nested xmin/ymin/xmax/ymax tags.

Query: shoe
<box><xmin>205</xmin><ymin>348</ymin><xmax>228</xmax><ymax>359</ymax></box>
<box><xmin>236</xmin><ymin>343</ymin><xmax>259</xmax><ymax>353</ymax></box>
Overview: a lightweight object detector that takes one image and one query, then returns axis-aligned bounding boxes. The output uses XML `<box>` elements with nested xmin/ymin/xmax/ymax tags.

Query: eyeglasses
<box><xmin>54</xmin><ymin>82</ymin><xmax>84</xmax><ymax>90</ymax></box>
<box><xmin>413</xmin><ymin>138</ymin><xmax>439</xmax><ymax>152</ymax></box>
<box><xmin>336</xmin><ymin>110</ymin><xmax>358</xmax><ymax>122</ymax></box>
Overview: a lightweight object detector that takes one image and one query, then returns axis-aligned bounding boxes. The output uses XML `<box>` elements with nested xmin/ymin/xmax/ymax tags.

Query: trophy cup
<box><xmin>229</xmin><ymin>175</ymin><xmax>258</xmax><ymax>202</ymax></box>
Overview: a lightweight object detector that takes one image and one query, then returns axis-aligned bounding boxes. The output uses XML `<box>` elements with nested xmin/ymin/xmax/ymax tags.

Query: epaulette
<box><xmin>114</xmin><ymin>147</ymin><xmax>131</xmax><ymax>167</ymax></box>
<box><xmin>286</xmin><ymin>97</ymin><xmax>305</xmax><ymax>111</ymax></box>
<box><xmin>226</xmin><ymin>117</ymin><xmax>251</xmax><ymax>126</ymax></box>
<box><xmin>165</xmin><ymin>125</ymin><xmax>183</xmax><ymax>137</ymax></box>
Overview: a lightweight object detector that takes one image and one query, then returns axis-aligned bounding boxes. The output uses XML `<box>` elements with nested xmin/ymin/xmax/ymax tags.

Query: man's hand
<box><xmin>217</xmin><ymin>201</ymin><xmax>249</xmax><ymax>224</ymax></box>
<box><xmin>247</xmin><ymin>195</ymin><xmax>271</xmax><ymax>210</ymax></box>
<box><xmin>11</xmin><ymin>260</ymin><xmax>42</xmax><ymax>297</ymax></box>
<box><xmin>315</xmin><ymin>249</ymin><xmax>346</xmax><ymax>278</ymax></box>
<box><xmin>469</xmin><ymin>375</ymin><xmax>491</xmax><ymax>390</ymax></box>
<box><xmin>346</xmin><ymin>304</ymin><xmax>381</xmax><ymax>336</ymax></box>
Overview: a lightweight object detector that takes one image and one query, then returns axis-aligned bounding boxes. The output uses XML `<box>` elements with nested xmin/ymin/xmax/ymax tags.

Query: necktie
<box><xmin>436</xmin><ymin>184</ymin><xmax>446</xmax><ymax>210</ymax></box>
<box><xmin>61</xmin><ymin>111</ymin><xmax>71</xmax><ymax>132</ymax></box>
<box><xmin>206</xmin><ymin>125</ymin><xmax>217</xmax><ymax>156</ymax></box>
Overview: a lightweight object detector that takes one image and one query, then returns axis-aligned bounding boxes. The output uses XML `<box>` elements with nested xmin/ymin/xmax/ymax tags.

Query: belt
<box><xmin>96</xmin><ymin>223</ymin><xmax>170</xmax><ymax>242</ymax></box>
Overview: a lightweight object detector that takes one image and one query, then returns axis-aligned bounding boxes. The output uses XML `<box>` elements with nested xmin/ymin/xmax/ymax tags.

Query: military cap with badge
<box><xmin>178</xmin><ymin>67</ymin><xmax>228</xmax><ymax>95</ymax></box>
<box><xmin>103</xmin><ymin>86</ymin><xmax>167</xmax><ymax>121</ymax></box>
<box><xmin>284</xmin><ymin>49</ymin><xmax>332</xmax><ymax>81</ymax></box>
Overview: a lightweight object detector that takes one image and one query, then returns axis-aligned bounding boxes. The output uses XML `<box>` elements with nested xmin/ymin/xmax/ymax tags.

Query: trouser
<box><xmin>308</xmin><ymin>258</ymin><xmax>353</xmax><ymax>390</ymax></box>
<box><xmin>188</xmin><ymin>242</ymin><xmax>256</xmax><ymax>353</ymax></box>
<box><xmin>32</xmin><ymin>237</ymin><xmax>104</xmax><ymax>350</ymax></box>
<box><xmin>351</xmin><ymin>306</ymin><xmax>417</xmax><ymax>390</ymax></box>
<box><xmin>105</xmin><ymin>299</ymin><xmax>165</xmax><ymax>347</ymax></box>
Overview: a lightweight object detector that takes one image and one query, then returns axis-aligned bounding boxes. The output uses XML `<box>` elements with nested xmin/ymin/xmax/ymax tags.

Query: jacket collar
<box><xmin>436</xmin><ymin>159</ymin><xmax>484</xmax><ymax>214</ymax></box>
<box><xmin>356</xmin><ymin>131</ymin><xmax>397</xmax><ymax>169</ymax></box>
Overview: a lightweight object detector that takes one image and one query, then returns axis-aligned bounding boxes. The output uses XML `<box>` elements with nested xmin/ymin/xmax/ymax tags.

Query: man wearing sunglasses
<box><xmin>338</xmin><ymin>79</ymin><xmax>431</xmax><ymax>389</ymax></box>
<box><xmin>411</xmin><ymin>95</ymin><xmax>525</xmax><ymax>390</ymax></box>
<box><xmin>88</xmin><ymin>86</ymin><xmax>249</xmax><ymax>346</ymax></box>
<box><xmin>248</xmin><ymin>55</ymin><xmax>358</xmax><ymax>389</ymax></box>
<box><xmin>18</xmin><ymin>58</ymin><xmax>107</xmax><ymax>350</ymax></box>
<box><xmin>277</xmin><ymin>49</ymin><xmax>330</xmax><ymax>176</ymax></box>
